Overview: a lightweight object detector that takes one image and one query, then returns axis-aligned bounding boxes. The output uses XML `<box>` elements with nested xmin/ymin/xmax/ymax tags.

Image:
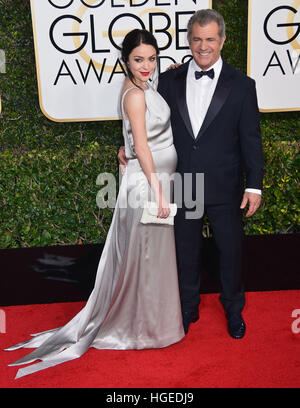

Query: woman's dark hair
<box><xmin>121</xmin><ymin>29</ymin><xmax>159</xmax><ymax>88</ymax></box>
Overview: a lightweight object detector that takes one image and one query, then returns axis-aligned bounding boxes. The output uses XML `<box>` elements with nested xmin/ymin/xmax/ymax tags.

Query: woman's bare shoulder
<box><xmin>123</xmin><ymin>86</ymin><xmax>144</xmax><ymax>102</ymax></box>
<box><xmin>123</xmin><ymin>87</ymin><xmax>146</xmax><ymax>115</ymax></box>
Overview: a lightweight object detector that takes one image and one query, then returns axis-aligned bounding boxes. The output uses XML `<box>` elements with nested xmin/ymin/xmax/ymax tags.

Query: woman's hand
<box><xmin>166</xmin><ymin>63</ymin><xmax>182</xmax><ymax>71</ymax></box>
<box><xmin>156</xmin><ymin>194</ymin><xmax>170</xmax><ymax>219</ymax></box>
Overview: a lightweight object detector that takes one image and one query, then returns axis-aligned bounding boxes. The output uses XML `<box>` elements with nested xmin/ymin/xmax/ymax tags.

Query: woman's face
<box><xmin>127</xmin><ymin>43</ymin><xmax>157</xmax><ymax>88</ymax></box>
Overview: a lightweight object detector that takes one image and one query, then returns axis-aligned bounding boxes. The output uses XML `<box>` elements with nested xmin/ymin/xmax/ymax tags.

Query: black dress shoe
<box><xmin>227</xmin><ymin>315</ymin><xmax>246</xmax><ymax>339</ymax></box>
<box><xmin>182</xmin><ymin>310</ymin><xmax>199</xmax><ymax>334</ymax></box>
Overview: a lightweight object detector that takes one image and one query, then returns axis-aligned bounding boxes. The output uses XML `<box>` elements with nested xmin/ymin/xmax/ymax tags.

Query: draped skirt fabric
<box><xmin>5</xmin><ymin>145</ymin><xmax>185</xmax><ymax>379</ymax></box>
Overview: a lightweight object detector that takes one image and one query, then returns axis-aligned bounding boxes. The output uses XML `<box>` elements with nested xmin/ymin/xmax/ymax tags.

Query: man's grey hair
<box><xmin>187</xmin><ymin>9</ymin><xmax>226</xmax><ymax>42</ymax></box>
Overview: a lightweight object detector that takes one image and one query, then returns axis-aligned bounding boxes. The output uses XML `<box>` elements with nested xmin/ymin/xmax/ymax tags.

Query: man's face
<box><xmin>189</xmin><ymin>21</ymin><xmax>226</xmax><ymax>70</ymax></box>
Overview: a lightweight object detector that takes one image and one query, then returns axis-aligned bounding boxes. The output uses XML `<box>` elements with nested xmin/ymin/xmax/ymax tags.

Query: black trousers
<box><xmin>174</xmin><ymin>201</ymin><xmax>245</xmax><ymax>318</ymax></box>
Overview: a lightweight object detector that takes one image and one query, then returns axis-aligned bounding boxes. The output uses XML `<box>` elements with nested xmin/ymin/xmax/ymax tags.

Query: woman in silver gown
<box><xmin>5</xmin><ymin>29</ymin><xmax>185</xmax><ymax>379</ymax></box>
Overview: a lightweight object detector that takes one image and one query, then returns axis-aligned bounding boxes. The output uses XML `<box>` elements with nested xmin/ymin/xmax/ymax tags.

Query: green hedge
<box><xmin>0</xmin><ymin>144</ymin><xmax>118</xmax><ymax>248</ymax></box>
<box><xmin>0</xmin><ymin>140</ymin><xmax>298</xmax><ymax>248</ymax></box>
<box><xmin>0</xmin><ymin>0</ymin><xmax>299</xmax><ymax>248</ymax></box>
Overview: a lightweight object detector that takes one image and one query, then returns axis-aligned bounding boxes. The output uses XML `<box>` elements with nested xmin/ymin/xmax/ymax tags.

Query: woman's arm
<box><xmin>124</xmin><ymin>88</ymin><xmax>170</xmax><ymax>218</ymax></box>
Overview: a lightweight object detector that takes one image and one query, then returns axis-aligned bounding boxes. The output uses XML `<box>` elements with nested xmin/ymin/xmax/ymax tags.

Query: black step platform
<box><xmin>1</xmin><ymin>234</ymin><xmax>299</xmax><ymax>306</ymax></box>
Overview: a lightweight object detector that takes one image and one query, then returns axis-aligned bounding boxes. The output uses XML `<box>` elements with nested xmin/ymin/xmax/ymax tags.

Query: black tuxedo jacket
<box><xmin>157</xmin><ymin>60</ymin><xmax>264</xmax><ymax>205</ymax></box>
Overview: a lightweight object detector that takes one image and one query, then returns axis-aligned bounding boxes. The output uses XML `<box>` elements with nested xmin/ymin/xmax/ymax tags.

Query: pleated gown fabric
<box><xmin>5</xmin><ymin>83</ymin><xmax>185</xmax><ymax>379</ymax></box>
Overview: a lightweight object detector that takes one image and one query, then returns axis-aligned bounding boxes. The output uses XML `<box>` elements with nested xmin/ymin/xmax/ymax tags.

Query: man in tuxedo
<box><xmin>157</xmin><ymin>9</ymin><xmax>263</xmax><ymax>338</ymax></box>
<box><xmin>118</xmin><ymin>9</ymin><xmax>264</xmax><ymax>339</ymax></box>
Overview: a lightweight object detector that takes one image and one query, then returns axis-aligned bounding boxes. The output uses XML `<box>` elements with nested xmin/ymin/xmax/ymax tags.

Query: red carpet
<box><xmin>1</xmin><ymin>290</ymin><xmax>300</xmax><ymax>388</ymax></box>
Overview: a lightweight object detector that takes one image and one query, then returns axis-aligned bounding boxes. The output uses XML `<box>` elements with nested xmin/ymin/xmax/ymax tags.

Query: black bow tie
<box><xmin>195</xmin><ymin>68</ymin><xmax>215</xmax><ymax>80</ymax></box>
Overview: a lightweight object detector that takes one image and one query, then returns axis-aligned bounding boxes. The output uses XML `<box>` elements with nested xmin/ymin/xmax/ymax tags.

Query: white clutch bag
<box><xmin>140</xmin><ymin>202</ymin><xmax>177</xmax><ymax>225</ymax></box>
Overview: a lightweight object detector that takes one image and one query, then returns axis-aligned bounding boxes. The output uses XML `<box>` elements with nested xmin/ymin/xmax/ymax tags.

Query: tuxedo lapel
<box><xmin>195</xmin><ymin>61</ymin><xmax>235</xmax><ymax>142</ymax></box>
<box><xmin>175</xmin><ymin>63</ymin><xmax>194</xmax><ymax>140</ymax></box>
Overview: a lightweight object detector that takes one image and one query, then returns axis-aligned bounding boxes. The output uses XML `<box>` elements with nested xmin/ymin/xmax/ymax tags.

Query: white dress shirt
<box><xmin>186</xmin><ymin>57</ymin><xmax>261</xmax><ymax>196</ymax></box>
<box><xmin>186</xmin><ymin>57</ymin><xmax>222</xmax><ymax>138</ymax></box>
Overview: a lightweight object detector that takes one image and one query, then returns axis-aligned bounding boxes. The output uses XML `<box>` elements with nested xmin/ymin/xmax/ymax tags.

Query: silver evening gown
<box><xmin>5</xmin><ymin>82</ymin><xmax>185</xmax><ymax>379</ymax></box>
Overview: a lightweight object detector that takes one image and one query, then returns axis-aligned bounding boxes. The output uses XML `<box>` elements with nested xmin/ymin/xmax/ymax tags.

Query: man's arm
<box><xmin>238</xmin><ymin>79</ymin><xmax>264</xmax><ymax>217</ymax></box>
